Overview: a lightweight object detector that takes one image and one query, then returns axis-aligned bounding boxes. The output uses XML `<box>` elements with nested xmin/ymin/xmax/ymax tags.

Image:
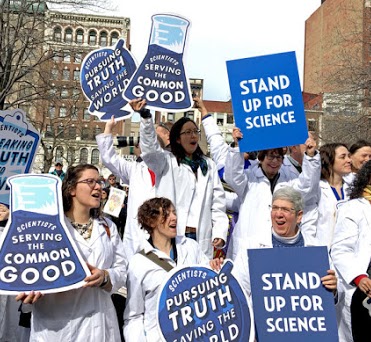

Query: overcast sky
<box><xmin>105</xmin><ymin>0</ymin><xmax>321</xmax><ymax>101</ymax></box>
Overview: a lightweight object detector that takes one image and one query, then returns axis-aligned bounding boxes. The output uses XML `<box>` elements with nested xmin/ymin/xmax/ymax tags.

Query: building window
<box><xmin>68</xmin><ymin>126</ymin><xmax>76</xmax><ymax>139</ymax></box>
<box><xmin>74</xmin><ymin>52</ymin><xmax>82</xmax><ymax>64</ymax></box>
<box><xmin>308</xmin><ymin>119</ymin><xmax>317</xmax><ymax>132</ymax></box>
<box><xmin>217</xmin><ymin>114</ymin><xmax>224</xmax><ymax>126</ymax></box>
<box><xmin>53</xmin><ymin>51</ymin><xmax>63</xmax><ymax>62</ymax></box>
<box><xmin>67</xmin><ymin>147</ymin><xmax>75</xmax><ymax>164</ymax></box>
<box><xmin>63</xmin><ymin>51</ymin><xmax>71</xmax><ymax>63</ymax></box>
<box><xmin>62</xmin><ymin>69</ymin><xmax>70</xmax><ymax>80</ymax></box>
<box><xmin>71</xmin><ymin>105</ymin><xmax>78</xmax><ymax>119</ymax></box>
<box><xmin>65</xmin><ymin>28</ymin><xmax>73</xmax><ymax>43</ymax></box>
<box><xmin>88</xmin><ymin>30</ymin><xmax>97</xmax><ymax>46</ymax></box>
<box><xmin>73</xmin><ymin>69</ymin><xmax>80</xmax><ymax>81</ymax></box>
<box><xmin>83</xmin><ymin>109</ymin><xmax>90</xmax><ymax>120</ymax></box>
<box><xmin>57</xmin><ymin>125</ymin><xmax>64</xmax><ymax>138</ymax></box>
<box><xmin>60</xmin><ymin>107</ymin><xmax>67</xmax><ymax>117</ymax></box>
<box><xmin>51</xmin><ymin>68</ymin><xmax>59</xmax><ymax>80</ymax></box>
<box><xmin>94</xmin><ymin>126</ymin><xmax>101</xmax><ymax>135</ymax></box>
<box><xmin>80</xmin><ymin>148</ymin><xmax>88</xmax><ymax>163</ymax></box>
<box><xmin>100</xmin><ymin>31</ymin><xmax>108</xmax><ymax>46</ymax></box>
<box><xmin>53</xmin><ymin>27</ymin><xmax>62</xmax><ymax>42</ymax></box>
<box><xmin>76</xmin><ymin>29</ymin><xmax>84</xmax><ymax>44</ymax></box>
<box><xmin>61</xmin><ymin>88</ymin><xmax>68</xmax><ymax>98</ymax></box>
<box><xmin>82</xmin><ymin>127</ymin><xmax>90</xmax><ymax>139</ymax></box>
<box><xmin>48</xmin><ymin>106</ymin><xmax>55</xmax><ymax>119</ymax></box>
<box><xmin>168</xmin><ymin>113</ymin><xmax>174</xmax><ymax>121</ymax></box>
<box><xmin>55</xmin><ymin>146</ymin><xmax>64</xmax><ymax>161</ymax></box>
<box><xmin>91</xmin><ymin>149</ymin><xmax>99</xmax><ymax>165</ymax></box>
<box><xmin>45</xmin><ymin>125</ymin><xmax>53</xmax><ymax>138</ymax></box>
<box><xmin>227</xmin><ymin>114</ymin><xmax>234</xmax><ymax>124</ymax></box>
<box><xmin>111</xmin><ymin>32</ymin><xmax>119</xmax><ymax>45</ymax></box>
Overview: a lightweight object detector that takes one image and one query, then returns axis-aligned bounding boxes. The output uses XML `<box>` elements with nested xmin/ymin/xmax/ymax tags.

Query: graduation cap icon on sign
<box><xmin>0</xmin><ymin>174</ymin><xmax>90</xmax><ymax>294</ymax></box>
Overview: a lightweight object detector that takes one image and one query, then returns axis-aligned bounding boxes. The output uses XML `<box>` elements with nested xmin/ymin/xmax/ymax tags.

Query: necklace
<box><xmin>70</xmin><ymin>217</ymin><xmax>93</xmax><ymax>240</ymax></box>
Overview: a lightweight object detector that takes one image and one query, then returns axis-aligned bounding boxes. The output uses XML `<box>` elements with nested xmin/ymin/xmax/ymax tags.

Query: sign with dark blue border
<box><xmin>124</xmin><ymin>14</ymin><xmax>192</xmax><ymax>112</ymax></box>
<box><xmin>80</xmin><ymin>38</ymin><xmax>137</xmax><ymax>121</ymax></box>
<box><xmin>0</xmin><ymin>174</ymin><xmax>90</xmax><ymax>294</ymax></box>
<box><xmin>157</xmin><ymin>261</ymin><xmax>254</xmax><ymax>342</ymax></box>
<box><xmin>0</xmin><ymin>109</ymin><xmax>40</xmax><ymax>207</ymax></box>
<box><xmin>227</xmin><ymin>51</ymin><xmax>308</xmax><ymax>152</ymax></box>
<box><xmin>248</xmin><ymin>247</ymin><xmax>339</xmax><ymax>342</ymax></box>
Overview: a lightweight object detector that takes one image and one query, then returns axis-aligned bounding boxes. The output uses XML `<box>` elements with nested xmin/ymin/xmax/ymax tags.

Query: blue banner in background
<box><xmin>248</xmin><ymin>247</ymin><xmax>339</xmax><ymax>342</ymax></box>
<box><xmin>227</xmin><ymin>51</ymin><xmax>308</xmax><ymax>152</ymax></box>
<box><xmin>157</xmin><ymin>261</ymin><xmax>254</xmax><ymax>342</ymax></box>
<box><xmin>80</xmin><ymin>38</ymin><xmax>137</xmax><ymax>121</ymax></box>
<box><xmin>0</xmin><ymin>109</ymin><xmax>40</xmax><ymax>207</ymax></box>
<box><xmin>124</xmin><ymin>14</ymin><xmax>192</xmax><ymax>112</ymax></box>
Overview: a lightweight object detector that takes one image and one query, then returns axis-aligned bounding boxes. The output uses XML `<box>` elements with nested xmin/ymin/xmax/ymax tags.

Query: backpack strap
<box><xmin>139</xmin><ymin>249</ymin><xmax>174</xmax><ymax>272</ymax></box>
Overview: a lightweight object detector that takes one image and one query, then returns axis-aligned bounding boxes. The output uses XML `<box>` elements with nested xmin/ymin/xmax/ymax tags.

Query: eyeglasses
<box><xmin>180</xmin><ymin>129</ymin><xmax>201</xmax><ymax>137</ymax></box>
<box><xmin>266</xmin><ymin>154</ymin><xmax>283</xmax><ymax>161</ymax></box>
<box><xmin>76</xmin><ymin>178</ymin><xmax>105</xmax><ymax>189</ymax></box>
<box><xmin>270</xmin><ymin>205</ymin><xmax>296</xmax><ymax>214</ymax></box>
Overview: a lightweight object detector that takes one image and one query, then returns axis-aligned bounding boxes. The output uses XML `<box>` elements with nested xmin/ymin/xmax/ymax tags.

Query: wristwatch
<box><xmin>100</xmin><ymin>270</ymin><xmax>109</xmax><ymax>288</ymax></box>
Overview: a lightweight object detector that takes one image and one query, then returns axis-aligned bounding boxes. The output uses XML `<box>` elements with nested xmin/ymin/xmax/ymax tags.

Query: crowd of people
<box><xmin>0</xmin><ymin>97</ymin><xmax>370</xmax><ymax>342</ymax></box>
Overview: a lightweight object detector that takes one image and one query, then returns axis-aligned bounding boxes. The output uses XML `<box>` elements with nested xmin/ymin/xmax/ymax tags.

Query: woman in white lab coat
<box><xmin>314</xmin><ymin>143</ymin><xmax>352</xmax><ymax>247</ymax></box>
<box><xmin>132</xmin><ymin>99</ymin><xmax>228</xmax><ymax>259</ymax></box>
<box><xmin>124</xmin><ymin>197</ymin><xmax>221</xmax><ymax>341</ymax></box>
<box><xmin>331</xmin><ymin>160</ymin><xmax>371</xmax><ymax>342</ymax></box>
<box><xmin>16</xmin><ymin>164</ymin><xmax>127</xmax><ymax>342</ymax></box>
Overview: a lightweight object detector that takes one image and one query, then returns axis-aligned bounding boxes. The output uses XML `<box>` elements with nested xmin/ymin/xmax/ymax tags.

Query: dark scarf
<box><xmin>181</xmin><ymin>156</ymin><xmax>208</xmax><ymax>176</ymax></box>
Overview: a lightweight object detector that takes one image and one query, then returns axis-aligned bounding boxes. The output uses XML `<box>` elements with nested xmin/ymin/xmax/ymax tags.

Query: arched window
<box><xmin>80</xmin><ymin>148</ymin><xmax>88</xmax><ymax>164</ymax></box>
<box><xmin>100</xmin><ymin>31</ymin><xmax>108</xmax><ymax>47</ymax></box>
<box><xmin>88</xmin><ymin>30</ymin><xmax>97</xmax><ymax>46</ymax></box>
<box><xmin>55</xmin><ymin>146</ymin><xmax>64</xmax><ymax>162</ymax></box>
<box><xmin>76</xmin><ymin>29</ymin><xmax>84</xmax><ymax>44</ymax></box>
<box><xmin>67</xmin><ymin>147</ymin><xmax>75</xmax><ymax>164</ymax></box>
<box><xmin>110</xmin><ymin>32</ymin><xmax>119</xmax><ymax>46</ymax></box>
<box><xmin>91</xmin><ymin>149</ymin><xmax>100</xmax><ymax>165</ymax></box>
<box><xmin>53</xmin><ymin>27</ymin><xmax>62</xmax><ymax>42</ymax></box>
<box><xmin>65</xmin><ymin>28</ymin><xmax>73</xmax><ymax>43</ymax></box>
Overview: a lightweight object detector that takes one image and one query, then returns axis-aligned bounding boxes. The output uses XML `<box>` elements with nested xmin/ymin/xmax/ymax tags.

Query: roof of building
<box><xmin>203</xmin><ymin>100</ymin><xmax>233</xmax><ymax>113</ymax></box>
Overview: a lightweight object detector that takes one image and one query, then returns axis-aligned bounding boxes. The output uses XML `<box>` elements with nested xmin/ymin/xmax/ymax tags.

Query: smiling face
<box><xmin>70</xmin><ymin>169</ymin><xmax>102</xmax><ymax>211</ymax></box>
<box><xmin>271</xmin><ymin>199</ymin><xmax>303</xmax><ymax>237</ymax></box>
<box><xmin>153</xmin><ymin>205</ymin><xmax>177</xmax><ymax>241</ymax></box>
<box><xmin>176</xmin><ymin>121</ymin><xmax>199</xmax><ymax>158</ymax></box>
<box><xmin>332</xmin><ymin>146</ymin><xmax>352</xmax><ymax>176</ymax></box>
<box><xmin>351</xmin><ymin>146</ymin><xmax>371</xmax><ymax>172</ymax></box>
<box><xmin>261</xmin><ymin>150</ymin><xmax>283</xmax><ymax>179</ymax></box>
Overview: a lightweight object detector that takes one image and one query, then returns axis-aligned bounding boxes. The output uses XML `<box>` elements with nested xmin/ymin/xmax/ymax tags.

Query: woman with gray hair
<box><xmin>232</xmin><ymin>186</ymin><xmax>337</xmax><ymax>297</ymax></box>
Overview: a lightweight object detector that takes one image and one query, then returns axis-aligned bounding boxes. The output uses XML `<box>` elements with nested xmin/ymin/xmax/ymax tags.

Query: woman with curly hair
<box><xmin>123</xmin><ymin>197</ymin><xmax>222</xmax><ymax>341</ymax></box>
<box><xmin>16</xmin><ymin>164</ymin><xmax>127</xmax><ymax>342</ymax></box>
<box><xmin>331</xmin><ymin>160</ymin><xmax>371</xmax><ymax>342</ymax></box>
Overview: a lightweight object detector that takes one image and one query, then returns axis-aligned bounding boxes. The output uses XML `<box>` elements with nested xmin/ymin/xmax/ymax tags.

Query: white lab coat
<box><xmin>311</xmin><ymin>178</ymin><xmax>352</xmax><ymax>247</ymax></box>
<box><xmin>123</xmin><ymin>237</ymin><xmax>210</xmax><ymax>342</ymax></box>
<box><xmin>0</xmin><ymin>225</ymin><xmax>30</xmax><ymax>342</ymax></box>
<box><xmin>96</xmin><ymin>133</ymin><xmax>155</xmax><ymax>258</ymax></box>
<box><xmin>29</xmin><ymin>218</ymin><xmax>127</xmax><ymax>342</ymax></box>
<box><xmin>224</xmin><ymin>147</ymin><xmax>321</xmax><ymax>260</ymax></box>
<box><xmin>330</xmin><ymin>198</ymin><xmax>371</xmax><ymax>342</ymax></box>
<box><xmin>232</xmin><ymin>232</ymin><xmax>318</xmax><ymax>296</ymax></box>
<box><xmin>140</xmin><ymin>117</ymin><xmax>229</xmax><ymax>258</ymax></box>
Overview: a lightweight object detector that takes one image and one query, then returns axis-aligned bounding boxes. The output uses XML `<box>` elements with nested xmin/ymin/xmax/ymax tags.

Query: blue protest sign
<box><xmin>0</xmin><ymin>109</ymin><xmax>40</xmax><ymax>207</ymax></box>
<box><xmin>124</xmin><ymin>14</ymin><xmax>192</xmax><ymax>112</ymax></box>
<box><xmin>80</xmin><ymin>38</ymin><xmax>137</xmax><ymax>121</ymax></box>
<box><xmin>0</xmin><ymin>174</ymin><xmax>90</xmax><ymax>294</ymax></box>
<box><xmin>248</xmin><ymin>247</ymin><xmax>339</xmax><ymax>342</ymax></box>
<box><xmin>227</xmin><ymin>51</ymin><xmax>308</xmax><ymax>152</ymax></box>
<box><xmin>157</xmin><ymin>261</ymin><xmax>254</xmax><ymax>342</ymax></box>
